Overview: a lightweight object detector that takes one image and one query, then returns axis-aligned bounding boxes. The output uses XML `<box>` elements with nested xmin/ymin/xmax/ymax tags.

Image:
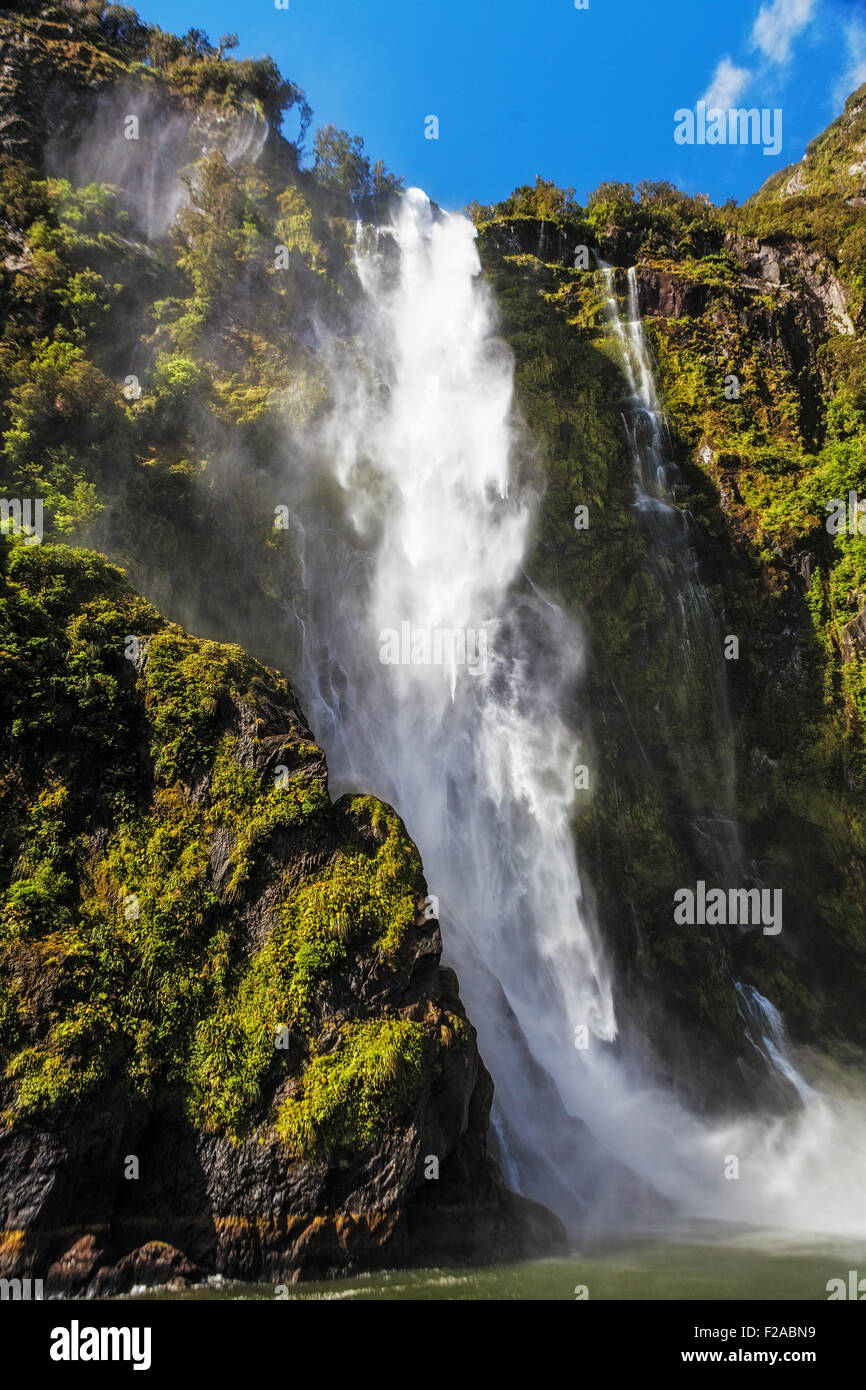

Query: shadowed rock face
<box><xmin>725</xmin><ymin>235</ymin><xmax>857</xmax><ymax>335</ymax></box>
<box><xmin>0</xmin><ymin>546</ymin><xmax>565</xmax><ymax>1293</ymax></box>
<box><xmin>479</xmin><ymin>217</ymin><xmax>583</xmax><ymax>268</ymax></box>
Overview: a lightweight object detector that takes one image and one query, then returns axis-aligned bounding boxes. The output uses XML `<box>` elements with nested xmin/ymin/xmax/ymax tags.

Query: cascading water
<box><xmin>281</xmin><ymin>190</ymin><xmax>866</xmax><ymax>1239</ymax></box>
<box><xmin>599</xmin><ymin>263</ymin><xmax>789</xmax><ymax>1082</ymax></box>
<box><xmin>292</xmin><ymin>189</ymin><xmax>630</xmax><ymax>1227</ymax></box>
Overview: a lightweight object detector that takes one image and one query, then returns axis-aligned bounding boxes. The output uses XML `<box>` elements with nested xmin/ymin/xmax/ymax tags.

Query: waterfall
<box><xmin>293</xmin><ymin>189</ymin><xmax>629</xmax><ymax>1226</ymax></box>
<box><xmin>281</xmin><ymin>191</ymin><xmax>866</xmax><ymax>1238</ymax></box>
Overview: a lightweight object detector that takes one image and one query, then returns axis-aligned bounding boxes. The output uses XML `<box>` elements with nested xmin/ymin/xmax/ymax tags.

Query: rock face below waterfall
<box><xmin>0</xmin><ymin>545</ymin><xmax>565</xmax><ymax>1291</ymax></box>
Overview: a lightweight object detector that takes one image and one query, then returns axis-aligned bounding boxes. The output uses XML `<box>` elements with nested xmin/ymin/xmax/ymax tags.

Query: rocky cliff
<box><xmin>473</xmin><ymin>90</ymin><xmax>866</xmax><ymax>1099</ymax></box>
<box><xmin>0</xmin><ymin>542</ymin><xmax>563</xmax><ymax>1291</ymax></box>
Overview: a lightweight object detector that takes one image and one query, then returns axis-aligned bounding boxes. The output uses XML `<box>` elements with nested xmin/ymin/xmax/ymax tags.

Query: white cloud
<box><xmin>751</xmin><ymin>0</ymin><xmax>818</xmax><ymax>65</ymax></box>
<box><xmin>701</xmin><ymin>56</ymin><xmax>752</xmax><ymax>109</ymax></box>
<box><xmin>833</xmin><ymin>18</ymin><xmax>866</xmax><ymax>109</ymax></box>
<box><xmin>696</xmin><ymin>0</ymin><xmax>819</xmax><ymax>119</ymax></box>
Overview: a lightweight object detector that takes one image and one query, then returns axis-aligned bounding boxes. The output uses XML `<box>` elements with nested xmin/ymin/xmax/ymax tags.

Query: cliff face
<box><xmin>0</xmin><ymin>543</ymin><xmax>563</xmax><ymax>1290</ymax></box>
<box><xmin>473</xmin><ymin>88</ymin><xmax>866</xmax><ymax>1098</ymax></box>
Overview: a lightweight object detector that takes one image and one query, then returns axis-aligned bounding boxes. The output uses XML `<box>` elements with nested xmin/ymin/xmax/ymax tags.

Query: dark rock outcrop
<box><xmin>632</xmin><ymin>267</ymin><xmax>714</xmax><ymax>319</ymax></box>
<box><xmin>479</xmin><ymin>216</ymin><xmax>588</xmax><ymax>268</ymax></box>
<box><xmin>725</xmin><ymin>234</ymin><xmax>857</xmax><ymax>335</ymax></box>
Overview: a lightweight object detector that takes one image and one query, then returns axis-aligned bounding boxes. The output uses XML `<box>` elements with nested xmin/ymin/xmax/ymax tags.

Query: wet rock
<box><xmin>725</xmin><ymin>233</ymin><xmax>856</xmax><ymax>336</ymax></box>
<box><xmin>90</xmin><ymin>1242</ymin><xmax>201</xmax><ymax>1297</ymax></box>
<box><xmin>633</xmin><ymin>267</ymin><xmax>713</xmax><ymax>319</ymax></box>
<box><xmin>479</xmin><ymin>217</ymin><xmax>591</xmax><ymax>268</ymax></box>
<box><xmin>46</xmin><ymin>1236</ymin><xmax>110</xmax><ymax>1297</ymax></box>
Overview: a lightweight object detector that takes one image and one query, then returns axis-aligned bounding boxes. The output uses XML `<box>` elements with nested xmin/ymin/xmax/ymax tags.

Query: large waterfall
<box><xmin>282</xmin><ymin>190</ymin><xmax>866</xmax><ymax>1238</ymax></box>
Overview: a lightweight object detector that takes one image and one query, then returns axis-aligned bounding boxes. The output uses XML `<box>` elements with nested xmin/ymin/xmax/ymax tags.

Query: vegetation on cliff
<box><xmin>0</xmin><ymin>3</ymin><xmax>401</xmax><ymax>671</ymax></box>
<box><xmin>1</xmin><ymin>536</ymin><xmax>568</xmax><ymax>1287</ymax></box>
<box><xmin>0</xmin><ymin>538</ymin><xmax>462</xmax><ymax>1158</ymax></box>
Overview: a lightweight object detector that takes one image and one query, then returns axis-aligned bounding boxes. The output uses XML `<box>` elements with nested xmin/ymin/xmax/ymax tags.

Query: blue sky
<box><xmin>137</xmin><ymin>0</ymin><xmax>866</xmax><ymax>209</ymax></box>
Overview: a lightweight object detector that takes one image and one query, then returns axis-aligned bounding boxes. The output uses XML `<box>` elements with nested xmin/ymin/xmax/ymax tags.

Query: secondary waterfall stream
<box><xmin>599</xmin><ymin>263</ymin><xmax>799</xmax><ymax>1088</ymax></box>
<box><xmin>283</xmin><ymin>190</ymin><xmax>866</xmax><ymax>1239</ymax></box>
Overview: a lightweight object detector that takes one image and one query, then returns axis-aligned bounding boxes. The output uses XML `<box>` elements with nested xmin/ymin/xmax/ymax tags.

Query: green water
<box><xmin>139</xmin><ymin>1229</ymin><xmax>866</xmax><ymax>1301</ymax></box>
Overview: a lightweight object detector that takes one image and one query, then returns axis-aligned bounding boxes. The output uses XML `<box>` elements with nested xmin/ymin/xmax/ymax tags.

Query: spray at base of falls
<box><xmin>285</xmin><ymin>190</ymin><xmax>866</xmax><ymax>1237</ymax></box>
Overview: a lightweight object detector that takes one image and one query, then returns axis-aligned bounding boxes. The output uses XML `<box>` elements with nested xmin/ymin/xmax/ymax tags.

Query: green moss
<box><xmin>0</xmin><ymin>975</ymin><xmax>27</xmax><ymax>1061</ymax></box>
<box><xmin>275</xmin><ymin>1019</ymin><xmax>430</xmax><ymax>1158</ymax></box>
<box><xmin>144</xmin><ymin>632</ymin><xmax>256</xmax><ymax>785</ymax></box>
<box><xmin>279</xmin><ymin>797</ymin><xmax>421</xmax><ymax>1024</ymax></box>
<box><xmin>206</xmin><ymin>733</ymin><xmax>328</xmax><ymax>904</ymax></box>
<box><xmin>185</xmin><ymin>997</ymin><xmax>274</xmax><ymax>1136</ymax></box>
<box><xmin>0</xmin><ymin>552</ymin><xmax>431</xmax><ymax>1137</ymax></box>
<box><xmin>6</xmin><ymin>1045</ymin><xmax>107</xmax><ymax>1119</ymax></box>
<box><xmin>184</xmin><ymin>795</ymin><xmax>423</xmax><ymax>1136</ymax></box>
<box><xmin>0</xmin><ymin>546</ymin><xmax>348</xmax><ymax>1128</ymax></box>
